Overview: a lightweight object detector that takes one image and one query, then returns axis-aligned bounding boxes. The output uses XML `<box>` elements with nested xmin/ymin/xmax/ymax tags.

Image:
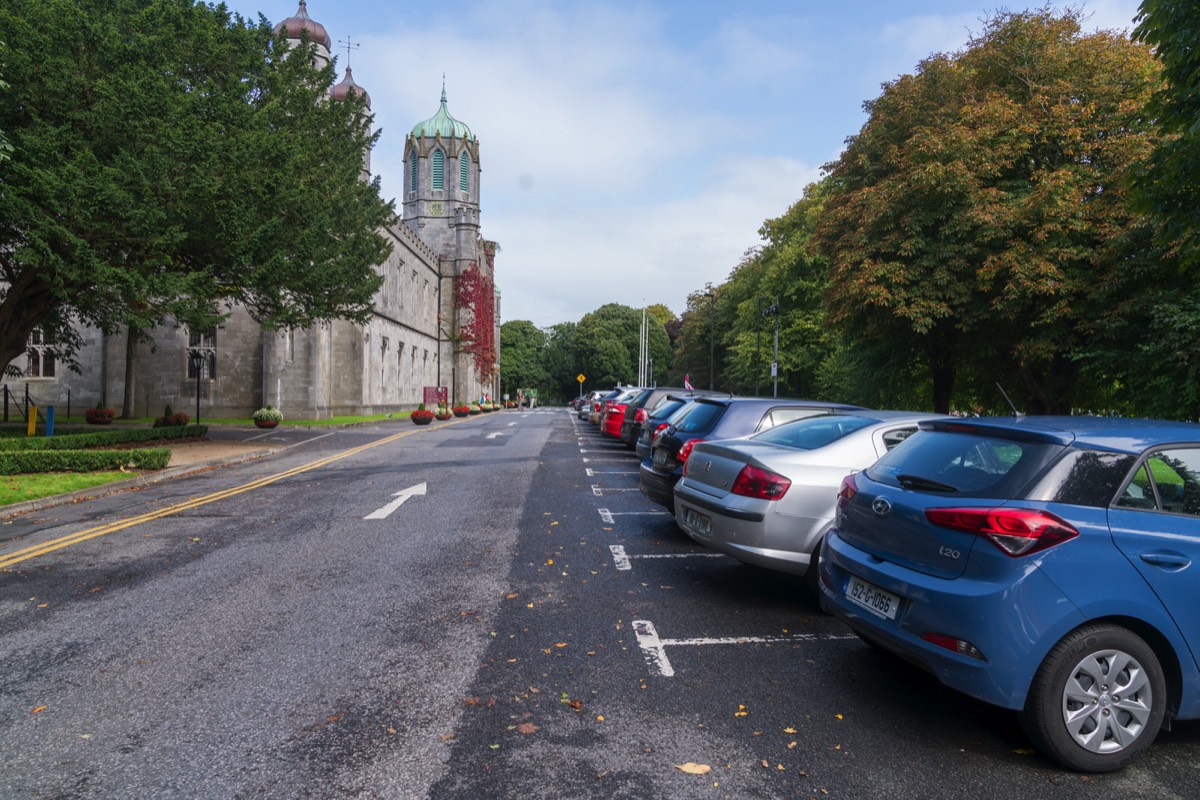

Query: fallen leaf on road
<box><xmin>439</xmin><ymin>734</ymin><xmax>456</xmax><ymax>742</ymax></box>
<box><xmin>517</xmin><ymin>723</ymin><xmax>539</xmax><ymax>734</ymax></box>
<box><xmin>674</xmin><ymin>763</ymin><xmax>712</xmax><ymax>775</ymax></box>
<box><xmin>30</xmin><ymin>706</ymin><xmax>46</xmax><ymax>714</ymax></box>
<box><xmin>788</xmin><ymin>741</ymin><xmax>798</xmax><ymax>749</ymax></box>
<box><xmin>554</xmin><ymin>642</ymin><xmax>568</xmax><ymax>648</ymax></box>
<box><xmin>784</xmin><ymin>727</ymin><xmax>797</xmax><ymax>734</ymax></box>
<box><xmin>734</xmin><ymin>705</ymin><xmax>748</xmax><ymax>717</ymax></box>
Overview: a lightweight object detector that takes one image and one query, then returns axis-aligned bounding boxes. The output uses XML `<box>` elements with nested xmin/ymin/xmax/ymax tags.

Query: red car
<box><xmin>601</xmin><ymin>389</ymin><xmax>639</xmax><ymax>438</ymax></box>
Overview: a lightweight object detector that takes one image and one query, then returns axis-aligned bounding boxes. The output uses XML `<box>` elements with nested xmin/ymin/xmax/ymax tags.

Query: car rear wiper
<box><xmin>897</xmin><ymin>473</ymin><xmax>959</xmax><ymax>493</ymax></box>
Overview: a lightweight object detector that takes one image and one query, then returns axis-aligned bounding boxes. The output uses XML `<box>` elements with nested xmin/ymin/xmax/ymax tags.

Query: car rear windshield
<box><xmin>671</xmin><ymin>400</ymin><xmax>726</xmax><ymax>433</ymax></box>
<box><xmin>751</xmin><ymin>414</ymin><xmax>872</xmax><ymax>450</ymax></box>
<box><xmin>866</xmin><ymin>429</ymin><xmax>1066</xmax><ymax>498</ymax></box>
<box><xmin>650</xmin><ymin>398</ymin><xmax>687</xmax><ymax>419</ymax></box>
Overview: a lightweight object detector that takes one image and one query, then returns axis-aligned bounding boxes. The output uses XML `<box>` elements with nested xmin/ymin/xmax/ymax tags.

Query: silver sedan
<box><xmin>673</xmin><ymin>411</ymin><xmax>943</xmax><ymax>594</ymax></box>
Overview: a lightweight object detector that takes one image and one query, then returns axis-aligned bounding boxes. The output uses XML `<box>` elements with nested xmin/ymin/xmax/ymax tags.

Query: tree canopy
<box><xmin>499</xmin><ymin>320</ymin><xmax>548</xmax><ymax>396</ymax></box>
<box><xmin>0</xmin><ymin>0</ymin><xmax>394</xmax><ymax>372</ymax></box>
<box><xmin>814</xmin><ymin>8</ymin><xmax>1164</xmax><ymax>413</ymax></box>
<box><xmin>571</xmin><ymin>304</ymin><xmax>671</xmax><ymax>389</ymax></box>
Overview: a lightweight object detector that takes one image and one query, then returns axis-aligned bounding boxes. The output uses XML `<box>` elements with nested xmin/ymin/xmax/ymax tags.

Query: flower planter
<box><xmin>434</xmin><ymin>413</ymin><xmax>452</xmax><ymax>421</ymax></box>
<box><xmin>468</xmin><ymin>408</ymin><xmax>481</xmax><ymax>415</ymax></box>
<box><xmin>452</xmin><ymin>408</ymin><xmax>470</xmax><ymax>418</ymax></box>
<box><xmin>254</xmin><ymin>419</ymin><xmax>279</xmax><ymax>429</ymax></box>
<box><xmin>411</xmin><ymin>412</ymin><xmax>435</xmax><ymax>425</ymax></box>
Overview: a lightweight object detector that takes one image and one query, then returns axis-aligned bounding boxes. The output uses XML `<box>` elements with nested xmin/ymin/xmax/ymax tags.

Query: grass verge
<box><xmin>0</xmin><ymin>472</ymin><xmax>130</xmax><ymax>507</ymax></box>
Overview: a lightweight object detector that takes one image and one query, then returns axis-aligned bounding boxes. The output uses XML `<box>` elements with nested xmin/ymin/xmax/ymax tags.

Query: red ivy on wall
<box><xmin>453</xmin><ymin>262</ymin><xmax>496</xmax><ymax>380</ymax></box>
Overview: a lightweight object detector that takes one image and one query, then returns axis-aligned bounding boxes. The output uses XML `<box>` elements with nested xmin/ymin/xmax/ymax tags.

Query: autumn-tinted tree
<box><xmin>815</xmin><ymin>9</ymin><xmax>1163</xmax><ymax>413</ymax></box>
<box><xmin>0</xmin><ymin>0</ymin><xmax>393</xmax><ymax>372</ymax></box>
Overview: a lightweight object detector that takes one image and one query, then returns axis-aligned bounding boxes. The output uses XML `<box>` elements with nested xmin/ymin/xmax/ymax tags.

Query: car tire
<box><xmin>803</xmin><ymin>539</ymin><xmax>822</xmax><ymax>601</ymax></box>
<box><xmin>1019</xmin><ymin>623</ymin><xmax>1165</xmax><ymax>773</ymax></box>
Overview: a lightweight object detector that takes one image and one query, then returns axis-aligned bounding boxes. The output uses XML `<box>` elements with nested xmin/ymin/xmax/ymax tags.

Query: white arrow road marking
<box><xmin>507</xmin><ymin>422</ymin><xmax>517</xmax><ymax>427</ymax></box>
<box><xmin>364</xmin><ymin>482</ymin><xmax>428</xmax><ymax>520</ymax></box>
<box><xmin>486</xmin><ymin>432</ymin><xmax>504</xmax><ymax>439</ymax></box>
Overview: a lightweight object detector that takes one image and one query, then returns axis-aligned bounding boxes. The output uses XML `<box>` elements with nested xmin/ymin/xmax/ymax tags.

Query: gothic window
<box><xmin>409</xmin><ymin>152</ymin><xmax>417</xmax><ymax>193</ymax></box>
<box><xmin>432</xmin><ymin>149</ymin><xmax>444</xmax><ymax>189</ymax></box>
<box><xmin>26</xmin><ymin>328</ymin><xmax>55</xmax><ymax>378</ymax></box>
<box><xmin>460</xmin><ymin>152</ymin><xmax>469</xmax><ymax>191</ymax></box>
<box><xmin>187</xmin><ymin>328</ymin><xmax>216</xmax><ymax>379</ymax></box>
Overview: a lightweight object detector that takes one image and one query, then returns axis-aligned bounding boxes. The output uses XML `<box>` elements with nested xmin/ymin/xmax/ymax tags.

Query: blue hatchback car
<box><xmin>820</xmin><ymin>416</ymin><xmax>1200</xmax><ymax>772</ymax></box>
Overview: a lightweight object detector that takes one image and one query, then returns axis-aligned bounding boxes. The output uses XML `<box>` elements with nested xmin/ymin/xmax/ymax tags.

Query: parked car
<box><xmin>588</xmin><ymin>388</ymin><xmax>629</xmax><ymax>424</ymax></box>
<box><xmin>601</xmin><ymin>388</ymin><xmax>641</xmax><ymax>438</ymax></box>
<box><xmin>634</xmin><ymin>394</ymin><xmax>701</xmax><ymax>461</ymax></box>
<box><xmin>577</xmin><ymin>391</ymin><xmax>604</xmax><ymax>420</ymax></box>
<box><xmin>820</xmin><ymin>415</ymin><xmax>1200</xmax><ymax>772</ymax></box>
<box><xmin>639</xmin><ymin>396</ymin><xmax>861</xmax><ymax>512</ymax></box>
<box><xmin>674</xmin><ymin>411</ymin><xmax>939</xmax><ymax>593</ymax></box>
<box><xmin>619</xmin><ymin>387</ymin><xmax>705</xmax><ymax>448</ymax></box>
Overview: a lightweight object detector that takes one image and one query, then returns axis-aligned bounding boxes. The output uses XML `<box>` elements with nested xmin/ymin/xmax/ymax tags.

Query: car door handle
<box><xmin>1139</xmin><ymin>550</ymin><xmax>1191</xmax><ymax>570</ymax></box>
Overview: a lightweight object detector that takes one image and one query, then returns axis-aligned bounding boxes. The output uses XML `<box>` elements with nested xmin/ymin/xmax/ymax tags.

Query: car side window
<box><xmin>1148</xmin><ymin>449</ymin><xmax>1200</xmax><ymax>516</ymax></box>
<box><xmin>1117</xmin><ymin>463</ymin><xmax>1158</xmax><ymax>511</ymax></box>
<box><xmin>881</xmin><ymin>427</ymin><xmax>917</xmax><ymax>451</ymax></box>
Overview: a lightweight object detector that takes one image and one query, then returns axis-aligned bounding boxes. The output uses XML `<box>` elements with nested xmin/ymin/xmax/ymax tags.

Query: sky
<box><xmin>223</xmin><ymin>0</ymin><xmax>1146</xmax><ymax>329</ymax></box>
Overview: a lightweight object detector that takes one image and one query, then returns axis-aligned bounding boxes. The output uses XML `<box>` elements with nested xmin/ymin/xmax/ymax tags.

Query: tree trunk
<box><xmin>121</xmin><ymin>326</ymin><xmax>138</xmax><ymax>419</ymax></box>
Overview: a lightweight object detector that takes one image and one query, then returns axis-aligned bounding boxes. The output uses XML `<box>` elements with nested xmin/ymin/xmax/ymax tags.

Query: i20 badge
<box><xmin>871</xmin><ymin>497</ymin><xmax>892</xmax><ymax>516</ymax></box>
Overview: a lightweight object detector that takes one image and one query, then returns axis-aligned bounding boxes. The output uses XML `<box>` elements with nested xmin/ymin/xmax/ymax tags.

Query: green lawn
<box><xmin>0</xmin><ymin>472</ymin><xmax>130</xmax><ymax>506</ymax></box>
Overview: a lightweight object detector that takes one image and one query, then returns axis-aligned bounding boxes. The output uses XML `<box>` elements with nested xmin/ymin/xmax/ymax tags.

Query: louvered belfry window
<box><xmin>460</xmin><ymin>152</ymin><xmax>469</xmax><ymax>191</ymax></box>
<box><xmin>409</xmin><ymin>153</ymin><xmax>417</xmax><ymax>192</ymax></box>
<box><xmin>432</xmin><ymin>150</ymin><xmax>444</xmax><ymax>189</ymax></box>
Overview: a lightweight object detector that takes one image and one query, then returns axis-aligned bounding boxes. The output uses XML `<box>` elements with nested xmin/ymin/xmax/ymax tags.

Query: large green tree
<box><xmin>0</xmin><ymin>0</ymin><xmax>393</xmax><ymax>372</ymax></box>
<box><xmin>1133</xmin><ymin>0</ymin><xmax>1200</xmax><ymax>265</ymax></box>
<box><xmin>572</xmin><ymin>303</ymin><xmax>671</xmax><ymax>389</ymax></box>
<box><xmin>498</xmin><ymin>320</ymin><xmax>548</xmax><ymax>398</ymax></box>
<box><xmin>814</xmin><ymin>9</ymin><xmax>1164</xmax><ymax>413</ymax></box>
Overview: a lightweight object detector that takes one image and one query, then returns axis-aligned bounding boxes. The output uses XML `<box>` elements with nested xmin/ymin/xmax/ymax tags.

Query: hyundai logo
<box><xmin>871</xmin><ymin>497</ymin><xmax>892</xmax><ymax>516</ymax></box>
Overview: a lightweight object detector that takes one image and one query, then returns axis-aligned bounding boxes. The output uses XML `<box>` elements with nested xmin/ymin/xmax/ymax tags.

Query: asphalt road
<box><xmin>1</xmin><ymin>409</ymin><xmax>1197</xmax><ymax>799</ymax></box>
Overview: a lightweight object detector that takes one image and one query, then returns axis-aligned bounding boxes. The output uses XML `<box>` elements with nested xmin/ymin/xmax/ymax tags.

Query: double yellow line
<box><xmin>0</xmin><ymin>427</ymin><xmax>421</xmax><ymax>569</ymax></box>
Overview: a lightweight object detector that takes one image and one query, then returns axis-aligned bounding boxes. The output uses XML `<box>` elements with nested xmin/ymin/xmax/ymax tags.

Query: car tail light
<box><xmin>731</xmin><ymin>465</ymin><xmax>791</xmax><ymax>500</ymax></box>
<box><xmin>677</xmin><ymin>438</ymin><xmax>704</xmax><ymax>464</ymax></box>
<box><xmin>837</xmin><ymin>474</ymin><xmax>858</xmax><ymax>509</ymax></box>
<box><xmin>654</xmin><ymin>422</ymin><xmax>669</xmax><ymax>435</ymax></box>
<box><xmin>924</xmin><ymin>507</ymin><xmax>1079</xmax><ymax>556</ymax></box>
<box><xmin>635</xmin><ymin>409</ymin><xmax>648</xmax><ymax>424</ymax></box>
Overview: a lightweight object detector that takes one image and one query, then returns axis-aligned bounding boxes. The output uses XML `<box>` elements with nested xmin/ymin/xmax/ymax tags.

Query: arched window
<box><xmin>460</xmin><ymin>151</ymin><xmax>469</xmax><ymax>192</ymax></box>
<box><xmin>409</xmin><ymin>152</ymin><xmax>417</xmax><ymax>192</ymax></box>
<box><xmin>432</xmin><ymin>149</ymin><xmax>444</xmax><ymax>189</ymax></box>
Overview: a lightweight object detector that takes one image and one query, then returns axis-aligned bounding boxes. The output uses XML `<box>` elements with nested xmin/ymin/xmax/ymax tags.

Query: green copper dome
<box><xmin>411</xmin><ymin>83</ymin><xmax>474</xmax><ymax>140</ymax></box>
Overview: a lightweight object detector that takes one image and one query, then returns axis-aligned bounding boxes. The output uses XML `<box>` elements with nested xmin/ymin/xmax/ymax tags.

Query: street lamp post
<box><xmin>756</xmin><ymin>297</ymin><xmax>762</xmax><ymax>396</ymax></box>
<box><xmin>763</xmin><ymin>302</ymin><xmax>780</xmax><ymax>398</ymax></box>
<box><xmin>187</xmin><ymin>350</ymin><xmax>204</xmax><ymax>424</ymax></box>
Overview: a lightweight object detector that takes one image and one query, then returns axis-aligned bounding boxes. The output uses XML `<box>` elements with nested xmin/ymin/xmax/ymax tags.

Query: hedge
<box><xmin>0</xmin><ymin>448</ymin><xmax>171</xmax><ymax>475</ymax></box>
<box><xmin>0</xmin><ymin>425</ymin><xmax>208</xmax><ymax>452</ymax></box>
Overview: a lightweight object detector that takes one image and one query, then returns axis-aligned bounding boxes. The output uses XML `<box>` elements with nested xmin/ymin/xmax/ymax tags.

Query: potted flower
<box><xmin>434</xmin><ymin>402</ymin><xmax>452</xmax><ymax>421</ymax></box>
<box><xmin>253</xmin><ymin>405</ymin><xmax>284</xmax><ymax>429</ymax></box>
<box><xmin>452</xmin><ymin>404</ymin><xmax>471</xmax><ymax>418</ymax></box>
<box><xmin>411</xmin><ymin>403</ymin><xmax>435</xmax><ymax>425</ymax></box>
<box><xmin>85</xmin><ymin>403</ymin><xmax>115</xmax><ymax>425</ymax></box>
<box><xmin>469</xmin><ymin>402</ymin><xmax>482</xmax><ymax>415</ymax></box>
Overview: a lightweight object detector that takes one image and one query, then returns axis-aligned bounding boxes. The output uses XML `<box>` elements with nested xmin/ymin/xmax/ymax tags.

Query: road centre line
<box><xmin>633</xmin><ymin>619</ymin><xmax>856</xmax><ymax>678</ymax></box>
<box><xmin>0</xmin><ymin>427</ymin><xmax>426</xmax><ymax>568</ymax></box>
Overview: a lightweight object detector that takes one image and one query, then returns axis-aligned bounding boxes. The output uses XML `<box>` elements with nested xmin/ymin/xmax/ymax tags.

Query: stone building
<box><xmin>9</xmin><ymin>1</ymin><xmax>500</xmax><ymax>421</ymax></box>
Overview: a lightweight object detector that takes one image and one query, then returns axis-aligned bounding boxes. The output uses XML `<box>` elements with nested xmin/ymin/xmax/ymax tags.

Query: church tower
<box><xmin>403</xmin><ymin>83</ymin><xmax>481</xmax><ymax>276</ymax></box>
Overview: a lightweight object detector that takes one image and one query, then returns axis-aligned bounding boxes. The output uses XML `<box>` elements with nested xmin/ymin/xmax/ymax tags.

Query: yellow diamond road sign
<box><xmin>577</xmin><ymin>373</ymin><xmax>586</xmax><ymax>383</ymax></box>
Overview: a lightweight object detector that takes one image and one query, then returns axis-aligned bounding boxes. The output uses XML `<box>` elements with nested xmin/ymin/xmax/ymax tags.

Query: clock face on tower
<box><xmin>430</xmin><ymin>201</ymin><xmax>444</xmax><ymax>217</ymax></box>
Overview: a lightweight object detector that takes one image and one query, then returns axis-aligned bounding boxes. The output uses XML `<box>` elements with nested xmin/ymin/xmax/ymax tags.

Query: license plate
<box><xmin>846</xmin><ymin>575</ymin><xmax>900</xmax><ymax>621</ymax></box>
<box><xmin>652</xmin><ymin>449</ymin><xmax>668</xmax><ymax>467</ymax></box>
<box><xmin>684</xmin><ymin>507</ymin><xmax>711</xmax><ymax>537</ymax></box>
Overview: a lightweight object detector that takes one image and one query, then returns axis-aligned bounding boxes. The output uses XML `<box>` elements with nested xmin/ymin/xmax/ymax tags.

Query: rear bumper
<box><xmin>819</xmin><ymin>529</ymin><xmax>1084</xmax><ymax>710</ymax></box>
<box><xmin>638</xmin><ymin>460</ymin><xmax>679</xmax><ymax>509</ymax></box>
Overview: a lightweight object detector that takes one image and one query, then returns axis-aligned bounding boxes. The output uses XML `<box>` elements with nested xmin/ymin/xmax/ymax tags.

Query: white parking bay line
<box><xmin>591</xmin><ymin>485</ymin><xmax>642</xmax><ymax>496</ymax></box>
<box><xmin>586</xmin><ymin>469</ymin><xmax>639</xmax><ymax>476</ymax></box>
<box><xmin>609</xmin><ymin>545</ymin><xmax>725</xmax><ymax>570</ymax></box>
<box><xmin>633</xmin><ymin>618</ymin><xmax>858</xmax><ymax>678</ymax></box>
<box><xmin>598</xmin><ymin>508</ymin><xmax>671</xmax><ymax>523</ymax></box>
